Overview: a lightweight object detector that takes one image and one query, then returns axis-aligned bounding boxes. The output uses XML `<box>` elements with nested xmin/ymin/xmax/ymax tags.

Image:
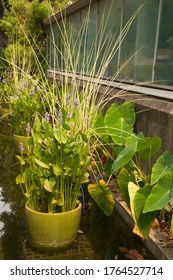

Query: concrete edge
<box><xmin>114</xmin><ymin>196</ymin><xmax>173</xmax><ymax>260</ymax></box>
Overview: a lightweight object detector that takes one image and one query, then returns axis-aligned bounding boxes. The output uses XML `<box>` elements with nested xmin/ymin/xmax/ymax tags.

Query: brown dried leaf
<box><xmin>133</xmin><ymin>224</ymin><xmax>145</xmax><ymax>240</ymax></box>
<box><xmin>151</xmin><ymin>218</ymin><xmax>160</xmax><ymax>228</ymax></box>
<box><xmin>125</xmin><ymin>249</ymin><xmax>144</xmax><ymax>260</ymax></box>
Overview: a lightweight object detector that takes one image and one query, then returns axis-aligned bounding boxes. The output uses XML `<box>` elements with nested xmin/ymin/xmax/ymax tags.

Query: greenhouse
<box><xmin>0</xmin><ymin>0</ymin><xmax>173</xmax><ymax>263</ymax></box>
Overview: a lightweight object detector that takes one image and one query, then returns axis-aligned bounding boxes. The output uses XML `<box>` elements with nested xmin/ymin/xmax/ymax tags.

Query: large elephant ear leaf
<box><xmin>133</xmin><ymin>185</ymin><xmax>157</xmax><ymax>238</ymax></box>
<box><xmin>128</xmin><ymin>182</ymin><xmax>140</xmax><ymax>223</ymax></box>
<box><xmin>111</xmin><ymin>142</ymin><xmax>137</xmax><ymax>174</ymax></box>
<box><xmin>88</xmin><ymin>181</ymin><xmax>114</xmax><ymax>216</ymax></box>
<box><xmin>92</xmin><ymin>113</ymin><xmax>109</xmax><ymax>142</ymax></box>
<box><xmin>117</xmin><ymin>168</ymin><xmax>136</xmax><ymax>208</ymax></box>
<box><xmin>104</xmin><ymin>101</ymin><xmax>135</xmax><ymax>145</ymax></box>
<box><xmin>134</xmin><ymin>185</ymin><xmax>151</xmax><ymax>221</ymax></box>
<box><xmin>151</xmin><ymin>151</ymin><xmax>173</xmax><ymax>185</ymax></box>
<box><xmin>143</xmin><ymin>170</ymin><xmax>173</xmax><ymax>213</ymax></box>
<box><xmin>137</xmin><ymin>136</ymin><xmax>161</xmax><ymax>161</ymax></box>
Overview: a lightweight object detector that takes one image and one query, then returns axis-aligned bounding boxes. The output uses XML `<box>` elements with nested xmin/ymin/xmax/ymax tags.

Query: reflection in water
<box><xmin>81</xmin><ymin>204</ymin><xmax>155</xmax><ymax>260</ymax></box>
<box><xmin>0</xmin><ymin>187</ymin><xmax>11</xmax><ymax>235</ymax></box>
<box><xmin>0</xmin><ymin>163</ymin><xmax>25</xmax><ymax>259</ymax></box>
<box><xmin>0</xmin><ymin>134</ymin><xmax>155</xmax><ymax>260</ymax></box>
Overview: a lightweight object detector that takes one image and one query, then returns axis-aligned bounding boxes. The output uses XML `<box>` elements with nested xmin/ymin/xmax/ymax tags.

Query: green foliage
<box><xmin>7</xmin><ymin>77</ymin><xmax>46</xmax><ymax>136</ymax></box>
<box><xmin>0</xmin><ymin>0</ymin><xmax>74</xmax><ymax>74</ymax></box>
<box><xmin>101</xmin><ymin>102</ymin><xmax>166</xmax><ymax>237</ymax></box>
<box><xmin>143</xmin><ymin>170</ymin><xmax>173</xmax><ymax>213</ymax></box>
<box><xmin>111</xmin><ymin>143</ymin><xmax>137</xmax><ymax>174</ymax></box>
<box><xmin>117</xmin><ymin>149</ymin><xmax>173</xmax><ymax>237</ymax></box>
<box><xmin>104</xmin><ymin>101</ymin><xmax>135</xmax><ymax>145</ymax></box>
<box><xmin>117</xmin><ymin>167</ymin><xmax>135</xmax><ymax>208</ymax></box>
<box><xmin>25</xmin><ymin>0</ymin><xmax>50</xmax><ymax>44</ymax></box>
<box><xmin>137</xmin><ymin>136</ymin><xmax>161</xmax><ymax>161</ymax></box>
<box><xmin>88</xmin><ymin>179</ymin><xmax>114</xmax><ymax>216</ymax></box>
<box><xmin>1</xmin><ymin>0</ymin><xmax>75</xmax><ymax>46</ymax></box>
<box><xmin>150</xmin><ymin>151</ymin><xmax>173</xmax><ymax>185</ymax></box>
<box><xmin>15</xmin><ymin>84</ymin><xmax>100</xmax><ymax>213</ymax></box>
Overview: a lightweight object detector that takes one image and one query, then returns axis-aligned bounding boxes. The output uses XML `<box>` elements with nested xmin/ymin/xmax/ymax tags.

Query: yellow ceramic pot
<box><xmin>25</xmin><ymin>201</ymin><xmax>82</xmax><ymax>249</ymax></box>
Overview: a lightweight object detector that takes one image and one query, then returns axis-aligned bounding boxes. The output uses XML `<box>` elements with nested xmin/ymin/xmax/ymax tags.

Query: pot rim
<box><xmin>25</xmin><ymin>200</ymin><xmax>82</xmax><ymax>216</ymax></box>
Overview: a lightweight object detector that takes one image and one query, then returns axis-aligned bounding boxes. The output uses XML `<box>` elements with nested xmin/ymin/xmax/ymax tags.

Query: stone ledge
<box><xmin>114</xmin><ymin>196</ymin><xmax>173</xmax><ymax>260</ymax></box>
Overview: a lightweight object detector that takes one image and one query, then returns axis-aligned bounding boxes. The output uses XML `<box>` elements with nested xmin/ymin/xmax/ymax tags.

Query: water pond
<box><xmin>0</xmin><ymin>134</ymin><xmax>154</xmax><ymax>260</ymax></box>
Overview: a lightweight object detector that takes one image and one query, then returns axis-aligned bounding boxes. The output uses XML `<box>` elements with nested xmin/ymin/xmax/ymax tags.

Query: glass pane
<box><xmin>155</xmin><ymin>0</ymin><xmax>173</xmax><ymax>86</ymax></box>
<box><xmin>118</xmin><ymin>0</ymin><xmax>149</xmax><ymax>81</ymax></box>
<box><xmin>98</xmin><ymin>0</ymin><xmax>121</xmax><ymax>78</ymax></box>
<box><xmin>67</xmin><ymin>11</ymin><xmax>81</xmax><ymax>72</ymax></box>
<box><xmin>82</xmin><ymin>2</ymin><xmax>97</xmax><ymax>75</ymax></box>
<box><xmin>47</xmin><ymin>24</ymin><xmax>58</xmax><ymax>70</ymax></box>
<box><xmin>132</xmin><ymin>0</ymin><xmax>159</xmax><ymax>83</ymax></box>
<box><xmin>52</xmin><ymin>23</ymin><xmax>60</xmax><ymax>70</ymax></box>
<box><xmin>46</xmin><ymin>26</ymin><xmax>52</xmax><ymax>68</ymax></box>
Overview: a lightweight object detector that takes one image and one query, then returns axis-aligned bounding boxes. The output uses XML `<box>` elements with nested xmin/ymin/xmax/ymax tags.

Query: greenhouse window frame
<box><xmin>47</xmin><ymin>69</ymin><xmax>173</xmax><ymax>100</ymax></box>
<box><xmin>45</xmin><ymin>0</ymin><xmax>173</xmax><ymax>99</ymax></box>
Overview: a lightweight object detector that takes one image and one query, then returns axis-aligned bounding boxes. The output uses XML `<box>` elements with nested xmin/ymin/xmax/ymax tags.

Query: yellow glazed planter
<box><xmin>25</xmin><ymin>201</ymin><xmax>82</xmax><ymax>249</ymax></box>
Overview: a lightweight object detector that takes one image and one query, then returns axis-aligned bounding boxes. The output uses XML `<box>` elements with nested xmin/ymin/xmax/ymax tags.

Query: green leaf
<box><xmin>111</xmin><ymin>143</ymin><xmax>137</xmax><ymax>174</ymax></box>
<box><xmin>134</xmin><ymin>185</ymin><xmax>150</xmax><ymax>221</ymax></box>
<box><xmin>125</xmin><ymin>133</ymin><xmax>138</xmax><ymax>147</ymax></box>
<box><xmin>16</xmin><ymin>155</ymin><xmax>25</xmax><ymax>165</ymax></box>
<box><xmin>33</xmin><ymin>115</ymin><xmax>41</xmax><ymax>131</ymax></box>
<box><xmin>79</xmin><ymin>131</ymin><xmax>88</xmax><ymax>143</ymax></box>
<box><xmin>57</xmin><ymin>198</ymin><xmax>64</xmax><ymax>206</ymax></box>
<box><xmin>54</xmin><ymin>128</ymin><xmax>67</xmax><ymax>144</ymax></box>
<box><xmin>52</xmin><ymin>164</ymin><xmax>62</xmax><ymax>176</ymax></box>
<box><xmin>43</xmin><ymin>179</ymin><xmax>52</xmax><ymax>192</ymax></box>
<box><xmin>117</xmin><ymin>168</ymin><xmax>135</xmax><ymax>208</ymax></box>
<box><xmin>35</xmin><ymin>158</ymin><xmax>49</xmax><ymax>169</ymax></box>
<box><xmin>33</xmin><ymin>132</ymin><xmax>43</xmax><ymax>144</ymax></box>
<box><xmin>171</xmin><ymin>215</ymin><xmax>173</xmax><ymax>232</ymax></box>
<box><xmin>143</xmin><ymin>170</ymin><xmax>173</xmax><ymax>213</ymax></box>
<box><xmin>93</xmin><ymin>113</ymin><xmax>109</xmax><ymax>142</ymax></box>
<box><xmin>63</xmin><ymin>123</ymin><xmax>71</xmax><ymax>130</ymax></box>
<box><xmin>16</xmin><ymin>173</ymin><xmax>25</xmax><ymax>184</ymax></box>
<box><xmin>88</xmin><ymin>182</ymin><xmax>114</xmax><ymax>216</ymax></box>
<box><xmin>136</xmin><ymin>211</ymin><xmax>158</xmax><ymax>238</ymax></box>
<box><xmin>133</xmin><ymin>177</ymin><xmax>158</xmax><ymax>238</ymax></box>
<box><xmin>151</xmin><ymin>152</ymin><xmax>173</xmax><ymax>185</ymax></box>
<box><xmin>104</xmin><ymin>101</ymin><xmax>135</xmax><ymax>145</ymax></box>
<box><xmin>43</xmin><ymin>121</ymin><xmax>52</xmax><ymax>139</ymax></box>
<box><xmin>137</xmin><ymin>136</ymin><xmax>161</xmax><ymax>161</ymax></box>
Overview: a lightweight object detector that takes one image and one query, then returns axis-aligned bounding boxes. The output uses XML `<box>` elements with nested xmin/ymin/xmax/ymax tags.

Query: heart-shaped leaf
<box><xmin>104</xmin><ymin>101</ymin><xmax>135</xmax><ymax>145</ymax></box>
<box><xmin>88</xmin><ymin>182</ymin><xmax>114</xmax><ymax>216</ymax></box>
<box><xmin>151</xmin><ymin>151</ymin><xmax>173</xmax><ymax>185</ymax></box>
<box><xmin>35</xmin><ymin>158</ymin><xmax>49</xmax><ymax>169</ymax></box>
<box><xmin>112</xmin><ymin>142</ymin><xmax>137</xmax><ymax>174</ymax></box>
<box><xmin>143</xmin><ymin>170</ymin><xmax>173</xmax><ymax>213</ymax></box>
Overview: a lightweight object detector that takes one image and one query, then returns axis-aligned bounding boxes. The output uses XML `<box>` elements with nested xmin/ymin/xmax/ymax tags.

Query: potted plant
<box><xmin>0</xmin><ymin>70</ymin><xmax>13</xmax><ymax>135</ymax></box>
<box><xmin>16</xmin><ymin>86</ymin><xmax>95</xmax><ymax>248</ymax></box>
<box><xmin>9</xmin><ymin>77</ymin><xmax>46</xmax><ymax>154</ymax></box>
